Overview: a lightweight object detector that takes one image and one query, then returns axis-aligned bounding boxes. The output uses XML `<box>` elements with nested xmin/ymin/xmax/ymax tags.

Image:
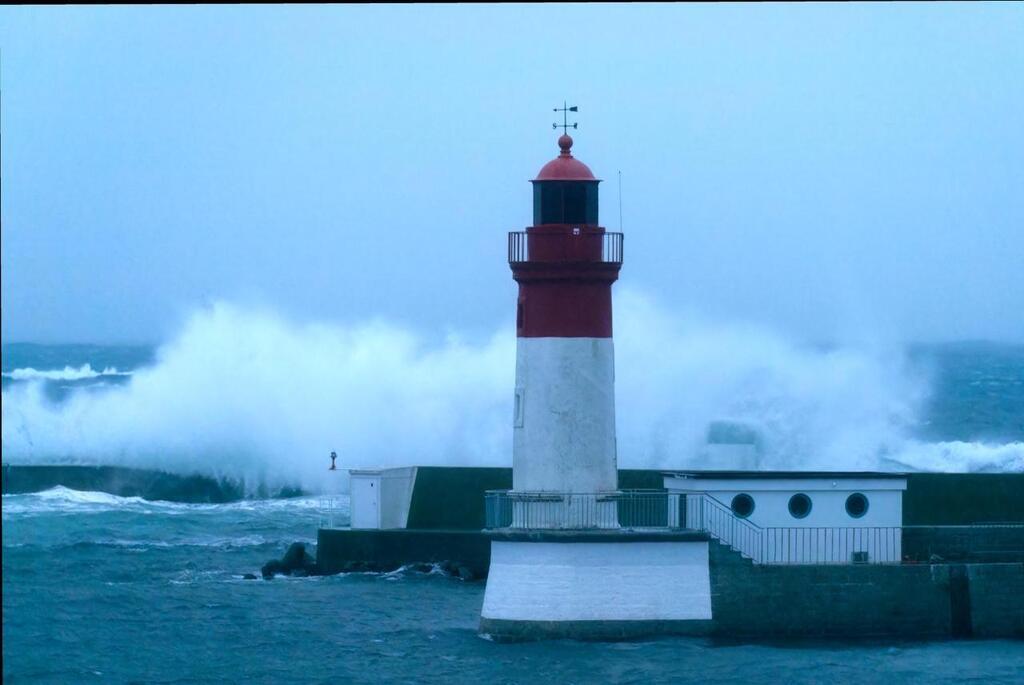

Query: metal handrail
<box><xmin>686</xmin><ymin>493</ymin><xmax>908</xmax><ymax>565</ymax></box>
<box><xmin>319</xmin><ymin>495</ymin><xmax>346</xmax><ymax>529</ymax></box>
<box><xmin>508</xmin><ymin>231</ymin><xmax>624</xmax><ymax>265</ymax></box>
<box><xmin>484</xmin><ymin>489</ymin><xmax>675</xmax><ymax>531</ymax></box>
<box><xmin>603</xmin><ymin>232</ymin><xmax>624</xmax><ymax>263</ymax></box>
<box><xmin>758</xmin><ymin>525</ymin><xmax>903</xmax><ymax>565</ymax></box>
<box><xmin>483</xmin><ymin>490</ymin><xmax>919</xmax><ymax>565</ymax></box>
<box><xmin>688</xmin><ymin>492</ymin><xmax>765</xmax><ymax>561</ymax></box>
<box><xmin>322</xmin><ymin>486</ymin><xmax>1023</xmax><ymax>565</ymax></box>
<box><xmin>508</xmin><ymin>232</ymin><xmax>528</xmax><ymax>263</ymax></box>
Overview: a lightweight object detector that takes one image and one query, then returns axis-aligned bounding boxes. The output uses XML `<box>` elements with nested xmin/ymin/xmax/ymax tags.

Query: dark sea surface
<box><xmin>4</xmin><ymin>489</ymin><xmax>1024</xmax><ymax>685</ymax></box>
<box><xmin>3</xmin><ymin>343</ymin><xmax>1024</xmax><ymax>683</ymax></box>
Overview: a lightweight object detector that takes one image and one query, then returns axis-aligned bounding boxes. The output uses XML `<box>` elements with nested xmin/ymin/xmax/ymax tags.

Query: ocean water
<box><xmin>3</xmin><ymin>342</ymin><xmax>1024</xmax><ymax>682</ymax></box>
<box><xmin>4</xmin><ymin>488</ymin><xmax>1024</xmax><ymax>685</ymax></box>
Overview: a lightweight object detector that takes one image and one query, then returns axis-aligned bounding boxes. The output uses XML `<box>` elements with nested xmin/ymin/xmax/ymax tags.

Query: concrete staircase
<box><xmin>708</xmin><ymin>538</ymin><xmax>755</xmax><ymax>567</ymax></box>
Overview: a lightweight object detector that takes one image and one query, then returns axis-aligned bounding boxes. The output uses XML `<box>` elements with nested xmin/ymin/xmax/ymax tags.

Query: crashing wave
<box><xmin>2</xmin><ymin>293</ymin><xmax>1021</xmax><ymax>493</ymax></box>
<box><xmin>1</xmin><ymin>486</ymin><xmax>324</xmax><ymax>516</ymax></box>
<box><xmin>884</xmin><ymin>440</ymin><xmax>1024</xmax><ymax>473</ymax></box>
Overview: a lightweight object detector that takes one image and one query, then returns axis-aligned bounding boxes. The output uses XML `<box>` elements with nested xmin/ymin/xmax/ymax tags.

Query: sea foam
<box><xmin>3</xmin><ymin>364</ymin><xmax>131</xmax><ymax>382</ymax></box>
<box><xmin>1</xmin><ymin>486</ymin><xmax>328</xmax><ymax>517</ymax></box>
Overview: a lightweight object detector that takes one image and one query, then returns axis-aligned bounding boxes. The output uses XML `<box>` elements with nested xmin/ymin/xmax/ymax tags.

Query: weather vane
<box><xmin>553</xmin><ymin>101</ymin><xmax>578</xmax><ymax>133</ymax></box>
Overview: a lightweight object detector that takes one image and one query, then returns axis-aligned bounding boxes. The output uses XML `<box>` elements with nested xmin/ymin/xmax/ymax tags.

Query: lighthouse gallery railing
<box><xmin>508</xmin><ymin>231</ymin><xmax>623</xmax><ymax>264</ymax></box>
<box><xmin>483</xmin><ymin>490</ymin><xmax>907</xmax><ymax>565</ymax></box>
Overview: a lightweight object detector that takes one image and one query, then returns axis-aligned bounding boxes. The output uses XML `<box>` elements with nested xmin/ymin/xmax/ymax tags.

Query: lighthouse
<box><xmin>480</xmin><ymin>116</ymin><xmax>714</xmax><ymax>641</ymax></box>
<box><xmin>511</xmin><ymin>130</ymin><xmax>621</xmax><ymax>502</ymax></box>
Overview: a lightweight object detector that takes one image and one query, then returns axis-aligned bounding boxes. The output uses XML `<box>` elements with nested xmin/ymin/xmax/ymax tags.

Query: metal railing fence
<box><xmin>321</xmin><ymin>487</ymin><xmax>1024</xmax><ymax>565</ymax></box>
<box><xmin>484</xmin><ymin>490</ymin><xmax>673</xmax><ymax>530</ymax></box>
<box><xmin>761</xmin><ymin>526</ymin><xmax>902</xmax><ymax>564</ymax></box>
<box><xmin>507</xmin><ymin>231</ymin><xmax>624</xmax><ymax>265</ymax></box>
<box><xmin>483</xmin><ymin>490</ymin><xmax>942</xmax><ymax>565</ymax></box>
<box><xmin>603</xmin><ymin>232</ymin><xmax>624</xmax><ymax>263</ymax></box>
<box><xmin>686</xmin><ymin>492</ymin><xmax>905</xmax><ymax>564</ymax></box>
<box><xmin>508</xmin><ymin>232</ymin><xmax>529</xmax><ymax>263</ymax></box>
<box><xmin>685</xmin><ymin>491</ymin><xmax>764</xmax><ymax>561</ymax></box>
<box><xmin>319</xmin><ymin>496</ymin><xmax>346</xmax><ymax>529</ymax></box>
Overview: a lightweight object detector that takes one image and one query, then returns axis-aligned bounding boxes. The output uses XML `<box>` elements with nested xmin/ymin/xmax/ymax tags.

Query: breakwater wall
<box><xmin>317</xmin><ymin>528</ymin><xmax>491</xmax><ymax>578</ymax></box>
<box><xmin>903</xmin><ymin>525</ymin><xmax>1024</xmax><ymax>563</ymax></box>
<box><xmin>1</xmin><ymin>464</ymin><xmax>303</xmax><ymax>502</ymax></box>
<box><xmin>315</xmin><ymin>530</ymin><xmax>1024</xmax><ymax>638</ymax></box>
<box><xmin>902</xmin><ymin>473</ymin><xmax>1024</xmax><ymax>524</ymax></box>
<box><xmin>708</xmin><ymin>541</ymin><xmax>1023</xmax><ymax>639</ymax></box>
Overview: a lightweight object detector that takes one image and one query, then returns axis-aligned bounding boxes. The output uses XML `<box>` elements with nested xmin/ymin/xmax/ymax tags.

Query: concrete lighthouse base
<box><xmin>479</xmin><ymin>531</ymin><xmax>714</xmax><ymax>641</ymax></box>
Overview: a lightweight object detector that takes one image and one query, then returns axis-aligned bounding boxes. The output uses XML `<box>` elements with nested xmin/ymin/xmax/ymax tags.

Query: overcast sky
<box><xmin>2</xmin><ymin>4</ymin><xmax>1022</xmax><ymax>344</ymax></box>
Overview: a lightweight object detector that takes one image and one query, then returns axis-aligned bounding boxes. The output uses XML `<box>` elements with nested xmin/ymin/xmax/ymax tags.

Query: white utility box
<box><xmin>348</xmin><ymin>467</ymin><xmax>417</xmax><ymax>529</ymax></box>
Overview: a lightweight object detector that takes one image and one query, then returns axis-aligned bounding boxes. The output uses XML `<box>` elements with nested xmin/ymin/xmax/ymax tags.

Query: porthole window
<box><xmin>788</xmin><ymin>493</ymin><xmax>812</xmax><ymax>519</ymax></box>
<box><xmin>845</xmin><ymin>492</ymin><xmax>869</xmax><ymax>518</ymax></box>
<box><xmin>730</xmin><ymin>493</ymin><xmax>755</xmax><ymax>519</ymax></box>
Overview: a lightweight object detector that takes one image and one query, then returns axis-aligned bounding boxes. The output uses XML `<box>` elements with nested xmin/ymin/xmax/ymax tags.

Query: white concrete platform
<box><xmin>480</xmin><ymin>538</ymin><xmax>713</xmax><ymax>640</ymax></box>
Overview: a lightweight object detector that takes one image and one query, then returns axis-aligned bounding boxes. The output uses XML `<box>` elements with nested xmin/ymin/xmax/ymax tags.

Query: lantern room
<box><xmin>531</xmin><ymin>134</ymin><xmax>600</xmax><ymax>226</ymax></box>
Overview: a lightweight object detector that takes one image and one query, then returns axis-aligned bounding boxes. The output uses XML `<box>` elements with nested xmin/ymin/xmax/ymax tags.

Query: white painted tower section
<box><xmin>512</xmin><ymin>337</ymin><xmax>617</xmax><ymax>493</ymax></box>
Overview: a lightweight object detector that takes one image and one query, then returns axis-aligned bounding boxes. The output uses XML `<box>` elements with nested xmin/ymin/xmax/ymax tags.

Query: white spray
<box><xmin>2</xmin><ymin>289</ymin><xmax>1021</xmax><ymax>493</ymax></box>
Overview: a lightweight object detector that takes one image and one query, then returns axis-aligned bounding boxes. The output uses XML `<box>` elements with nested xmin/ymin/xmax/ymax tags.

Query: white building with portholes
<box><xmin>664</xmin><ymin>471</ymin><xmax>908</xmax><ymax>564</ymax></box>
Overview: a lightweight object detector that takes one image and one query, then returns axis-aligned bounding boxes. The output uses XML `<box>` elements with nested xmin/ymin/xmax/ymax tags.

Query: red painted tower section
<box><xmin>513</xmin><ymin>134</ymin><xmax>621</xmax><ymax>339</ymax></box>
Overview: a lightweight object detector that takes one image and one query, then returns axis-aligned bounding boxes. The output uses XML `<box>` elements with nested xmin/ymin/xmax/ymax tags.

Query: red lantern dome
<box><xmin>533</xmin><ymin>134</ymin><xmax>599</xmax><ymax>182</ymax></box>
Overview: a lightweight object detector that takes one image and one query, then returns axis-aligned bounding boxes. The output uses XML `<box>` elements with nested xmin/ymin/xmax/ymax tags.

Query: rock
<box><xmin>242</xmin><ymin>573</ymin><xmax>258</xmax><ymax>580</ymax></box>
<box><xmin>432</xmin><ymin>560</ymin><xmax>476</xmax><ymax>580</ymax></box>
<box><xmin>261</xmin><ymin>559</ymin><xmax>284</xmax><ymax>579</ymax></box>
<box><xmin>281</xmin><ymin>542</ymin><xmax>309</xmax><ymax>572</ymax></box>
<box><xmin>261</xmin><ymin>542</ymin><xmax>319</xmax><ymax>579</ymax></box>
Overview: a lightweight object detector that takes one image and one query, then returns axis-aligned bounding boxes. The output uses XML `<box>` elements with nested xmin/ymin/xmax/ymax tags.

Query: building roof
<box><xmin>664</xmin><ymin>470</ymin><xmax>909</xmax><ymax>480</ymax></box>
<box><xmin>533</xmin><ymin>134</ymin><xmax>599</xmax><ymax>182</ymax></box>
